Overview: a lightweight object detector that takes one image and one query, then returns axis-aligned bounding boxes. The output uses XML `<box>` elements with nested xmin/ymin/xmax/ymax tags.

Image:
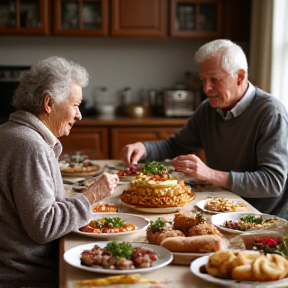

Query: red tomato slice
<box><xmin>124</xmin><ymin>224</ymin><xmax>136</xmax><ymax>231</ymax></box>
<box><xmin>80</xmin><ymin>225</ymin><xmax>95</xmax><ymax>233</ymax></box>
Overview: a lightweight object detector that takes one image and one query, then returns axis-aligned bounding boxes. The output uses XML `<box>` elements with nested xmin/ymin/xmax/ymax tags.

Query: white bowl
<box><xmin>96</xmin><ymin>104</ymin><xmax>115</xmax><ymax>115</ymax></box>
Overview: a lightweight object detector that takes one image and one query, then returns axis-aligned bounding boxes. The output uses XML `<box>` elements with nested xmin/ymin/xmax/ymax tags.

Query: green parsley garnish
<box><xmin>105</xmin><ymin>217</ymin><xmax>125</xmax><ymax>228</ymax></box>
<box><xmin>106</xmin><ymin>241</ymin><xmax>134</xmax><ymax>260</ymax></box>
<box><xmin>143</xmin><ymin>162</ymin><xmax>166</xmax><ymax>174</ymax></box>
<box><xmin>151</xmin><ymin>218</ymin><xmax>165</xmax><ymax>233</ymax></box>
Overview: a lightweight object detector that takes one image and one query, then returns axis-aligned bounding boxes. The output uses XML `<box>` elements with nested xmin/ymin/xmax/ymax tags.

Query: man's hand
<box><xmin>172</xmin><ymin>154</ymin><xmax>230</xmax><ymax>188</ymax></box>
<box><xmin>120</xmin><ymin>142</ymin><xmax>146</xmax><ymax>164</ymax></box>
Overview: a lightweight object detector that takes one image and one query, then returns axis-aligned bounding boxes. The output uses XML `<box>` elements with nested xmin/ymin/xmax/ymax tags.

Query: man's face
<box><xmin>199</xmin><ymin>57</ymin><xmax>239</xmax><ymax>110</ymax></box>
<box><xmin>49</xmin><ymin>83</ymin><xmax>82</xmax><ymax>138</ymax></box>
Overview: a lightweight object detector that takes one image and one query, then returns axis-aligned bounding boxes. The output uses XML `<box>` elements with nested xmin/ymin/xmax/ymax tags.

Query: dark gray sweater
<box><xmin>0</xmin><ymin>111</ymin><xmax>92</xmax><ymax>288</ymax></box>
<box><xmin>144</xmin><ymin>83</ymin><xmax>288</xmax><ymax>216</ymax></box>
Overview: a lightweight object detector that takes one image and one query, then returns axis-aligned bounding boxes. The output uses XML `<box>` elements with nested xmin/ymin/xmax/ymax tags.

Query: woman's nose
<box><xmin>76</xmin><ymin>107</ymin><xmax>82</xmax><ymax>120</ymax></box>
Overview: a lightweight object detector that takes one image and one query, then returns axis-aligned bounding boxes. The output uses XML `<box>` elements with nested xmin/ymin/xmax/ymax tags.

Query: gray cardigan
<box><xmin>144</xmin><ymin>83</ymin><xmax>288</xmax><ymax>216</ymax></box>
<box><xmin>0</xmin><ymin>111</ymin><xmax>92</xmax><ymax>287</ymax></box>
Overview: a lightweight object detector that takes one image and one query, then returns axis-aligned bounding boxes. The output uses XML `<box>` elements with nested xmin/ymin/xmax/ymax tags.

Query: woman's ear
<box><xmin>44</xmin><ymin>94</ymin><xmax>53</xmax><ymax>114</ymax></box>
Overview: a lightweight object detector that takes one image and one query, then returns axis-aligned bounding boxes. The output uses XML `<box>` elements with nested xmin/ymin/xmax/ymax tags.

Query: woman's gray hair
<box><xmin>195</xmin><ymin>39</ymin><xmax>248</xmax><ymax>79</ymax></box>
<box><xmin>12</xmin><ymin>56</ymin><xmax>89</xmax><ymax>115</ymax></box>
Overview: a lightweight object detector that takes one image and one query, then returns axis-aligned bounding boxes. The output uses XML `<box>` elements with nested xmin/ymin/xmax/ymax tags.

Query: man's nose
<box><xmin>203</xmin><ymin>80</ymin><xmax>213</xmax><ymax>94</ymax></box>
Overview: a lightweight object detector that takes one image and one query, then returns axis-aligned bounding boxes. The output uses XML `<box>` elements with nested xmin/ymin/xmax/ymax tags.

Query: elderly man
<box><xmin>121</xmin><ymin>39</ymin><xmax>288</xmax><ymax>217</ymax></box>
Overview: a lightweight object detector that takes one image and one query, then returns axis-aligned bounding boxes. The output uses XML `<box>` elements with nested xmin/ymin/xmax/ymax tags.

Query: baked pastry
<box><xmin>206</xmin><ymin>250</ymin><xmax>288</xmax><ymax>281</ymax></box>
<box><xmin>121</xmin><ymin>166</ymin><xmax>194</xmax><ymax>207</ymax></box>
<box><xmin>160</xmin><ymin>235</ymin><xmax>226</xmax><ymax>253</ymax></box>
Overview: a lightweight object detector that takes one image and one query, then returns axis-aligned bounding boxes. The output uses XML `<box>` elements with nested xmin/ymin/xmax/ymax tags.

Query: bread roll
<box><xmin>160</xmin><ymin>235</ymin><xmax>224</xmax><ymax>253</ymax></box>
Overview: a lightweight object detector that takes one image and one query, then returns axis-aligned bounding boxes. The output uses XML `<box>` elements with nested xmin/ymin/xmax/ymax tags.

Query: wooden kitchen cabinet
<box><xmin>59</xmin><ymin>117</ymin><xmax>206</xmax><ymax>161</ymax></box>
<box><xmin>59</xmin><ymin>127</ymin><xmax>109</xmax><ymax>159</ymax></box>
<box><xmin>53</xmin><ymin>0</ymin><xmax>108</xmax><ymax>36</ymax></box>
<box><xmin>111</xmin><ymin>126</ymin><xmax>180</xmax><ymax>159</ymax></box>
<box><xmin>170</xmin><ymin>0</ymin><xmax>223</xmax><ymax>38</ymax></box>
<box><xmin>0</xmin><ymin>0</ymin><xmax>49</xmax><ymax>35</ymax></box>
<box><xmin>111</xmin><ymin>0</ymin><xmax>167</xmax><ymax>37</ymax></box>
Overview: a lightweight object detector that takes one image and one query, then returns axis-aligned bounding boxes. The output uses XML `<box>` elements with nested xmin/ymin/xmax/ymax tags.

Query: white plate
<box><xmin>196</xmin><ymin>199</ymin><xmax>247</xmax><ymax>214</ymax></box>
<box><xmin>64</xmin><ymin>241</ymin><xmax>173</xmax><ymax>274</ymax></box>
<box><xmin>75</xmin><ymin>213</ymin><xmax>150</xmax><ymax>238</ymax></box>
<box><xmin>211</xmin><ymin>212</ymin><xmax>287</xmax><ymax>234</ymax></box>
<box><xmin>190</xmin><ymin>255</ymin><xmax>288</xmax><ymax>287</ymax></box>
<box><xmin>60</xmin><ymin>160</ymin><xmax>105</xmax><ymax>177</ymax></box>
<box><xmin>119</xmin><ymin>175</ymin><xmax>136</xmax><ymax>182</ymax></box>
<box><xmin>172</xmin><ymin>251</ymin><xmax>210</xmax><ymax>265</ymax></box>
<box><xmin>121</xmin><ymin>201</ymin><xmax>181</xmax><ymax>214</ymax></box>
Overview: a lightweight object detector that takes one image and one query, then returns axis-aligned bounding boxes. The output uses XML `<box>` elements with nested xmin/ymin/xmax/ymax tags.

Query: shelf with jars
<box><xmin>0</xmin><ymin>0</ymin><xmax>49</xmax><ymax>35</ymax></box>
<box><xmin>53</xmin><ymin>0</ymin><xmax>108</xmax><ymax>36</ymax></box>
<box><xmin>170</xmin><ymin>0</ymin><xmax>224</xmax><ymax>38</ymax></box>
<box><xmin>0</xmin><ymin>0</ymin><xmax>250</xmax><ymax>40</ymax></box>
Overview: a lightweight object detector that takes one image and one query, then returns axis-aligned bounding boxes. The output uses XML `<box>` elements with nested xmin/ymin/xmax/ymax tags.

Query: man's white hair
<box><xmin>195</xmin><ymin>39</ymin><xmax>248</xmax><ymax>78</ymax></box>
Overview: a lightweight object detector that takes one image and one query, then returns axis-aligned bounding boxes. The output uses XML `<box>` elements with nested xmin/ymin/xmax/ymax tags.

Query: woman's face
<box><xmin>49</xmin><ymin>83</ymin><xmax>82</xmax><ymax>138</ymax></box>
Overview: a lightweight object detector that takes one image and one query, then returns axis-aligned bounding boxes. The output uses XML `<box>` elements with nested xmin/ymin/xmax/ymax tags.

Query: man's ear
<box><xmin>237</xmin><ymin>69</ymin><xmax>246</xmax><ymax>85</ymax></box>
<box><xmin>44</xmin><ymin>94</ymin><xmax>53</xmax><ymax>114</ymax></box>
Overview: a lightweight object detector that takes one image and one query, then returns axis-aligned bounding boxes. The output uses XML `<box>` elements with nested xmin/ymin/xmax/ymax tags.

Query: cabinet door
<box><xmin>59</xmin><ymin>127</ymin><xmax>109</xmax><ymax>159</ymax></box>
<box><xmin>0</xmin><ymin>0</ymin><xmax>49</xmax><ymax>35</ymax></box>
<box><xmin>111</xmin><ymin>127</ymin><xmax>180</xmax><ymax>159</ymax></box>
<box><xmin>170</xmin><ymin>0</ymin><xmax>223</xmax><ymax>38</ymax></box>
<box><xmin>53</xmin><ymin>0</ymin><xmax>108</xmax><ymax>36</ymax></box>
<box><xmin>111</xmin><ymin>0</ymin><xmax>167</xmax><ymax>37</ymax></box>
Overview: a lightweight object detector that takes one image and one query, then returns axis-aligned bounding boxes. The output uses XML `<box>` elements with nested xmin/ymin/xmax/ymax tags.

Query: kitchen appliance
<box><xmin>0</xmin><ymin>65</ymin><xmax>30</xmax><ymax>123</ymax></box>
<box><xmin>157</xmin><ymin>89</ymin><xmax>198</xmax><ymax>117</ymax></box>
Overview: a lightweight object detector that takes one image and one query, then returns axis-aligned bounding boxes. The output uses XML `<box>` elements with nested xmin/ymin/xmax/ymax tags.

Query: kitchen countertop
<box><xmin>73</xmin><ymin>115</ymin><xmax>189</xmax><ymax>127</ymax></box>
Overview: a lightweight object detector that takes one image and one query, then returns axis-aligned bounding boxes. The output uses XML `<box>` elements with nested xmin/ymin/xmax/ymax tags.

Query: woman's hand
<box><xmin>83</xmin><ymin>173</ymin><xmax>119</xmax><ymax>205</ymax></box>
<box><xmin>120</xmin><ymin>142</ymin><xmax>146</xmax><ymax>164</ymax></box>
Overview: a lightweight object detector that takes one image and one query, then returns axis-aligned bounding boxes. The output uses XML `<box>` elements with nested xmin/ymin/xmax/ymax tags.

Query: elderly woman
<box><xmin>0</xmin><ymin>56</ymin><xmax>119</xmax><ymax>288</ymax></box>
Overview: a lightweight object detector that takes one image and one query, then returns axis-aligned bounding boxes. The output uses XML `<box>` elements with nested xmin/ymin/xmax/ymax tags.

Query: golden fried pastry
<box><xmin>206</xmin><ymin>250</ymin><xmax>288</xmax><ymax>282</ymax></box>
<box><xmin>206</xmin><ymin>250</ymin><xmax>238</xmax><ymax>278</ymax></box>
<box><xmin>187</xmin><ymin>223</ymin><xmax>223</xmax><ymax>237</ymax></box>
<box><xmin>252</xmin><ymin>253</ymin><xmax>288</xmax><ymax>281</ymax></box>
<box><xmin>121</xmin><ymin>173</ymin><xmax>194</xmax><ymax>207</ymax></box>
<box><xmin>173</xmin><ymin>213</ymin><xmax>206</xmax><ymax>236</ymax></box>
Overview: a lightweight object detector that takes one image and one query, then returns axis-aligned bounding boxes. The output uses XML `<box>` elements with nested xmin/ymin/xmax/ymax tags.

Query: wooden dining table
<box><xmin>59</xmin><ymin>160</ymin><xmax>261</xmax><ymax>288</ymax></box>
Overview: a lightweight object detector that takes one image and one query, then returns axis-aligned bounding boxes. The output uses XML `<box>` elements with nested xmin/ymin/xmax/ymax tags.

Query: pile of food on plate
<box><xmin>204</xmin><ymin>197</ymin><xmax>247</xmax><ymax>212</ymax></box>
<box><xmin>146</xmin><ymin>212</ymin><xmax>228</xmax><ymax>253</ymax></box>
<box><xmin>115</xmin><ymin>163</ymin><xmax>143</xmax><ymax>177</ymax></box>
<box><xmin>222</xmin><ymin>214</ymin><xmax>282</xmax><ymax>232</ymax></box>
<box><xmin>121</xmin><ymin>162</ymin><xmax>195</xmax><ymax>207</ymax></box>
<box><xmin>201</xmin><ymin>250</ymin><xmax>288</xmax><ymax>281</ymax></box>
<box><xmin>79</xmin><ymin>216</ymin><xmax>136</xmax><ymax>234</ymax></box>
<box><xmin>92</xmin><ymin>203</ymin><xmax>118</xmax><ymax>213</ymax></box>
<box><xmin>59</xmin><ymin>152</ymin><xmax>100</xmax><ymax>174</ymax></box>
<box><xmin>80</xmin><ymin>241</ymin><xmax>157</xmax><ymax>270</ymax></box>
